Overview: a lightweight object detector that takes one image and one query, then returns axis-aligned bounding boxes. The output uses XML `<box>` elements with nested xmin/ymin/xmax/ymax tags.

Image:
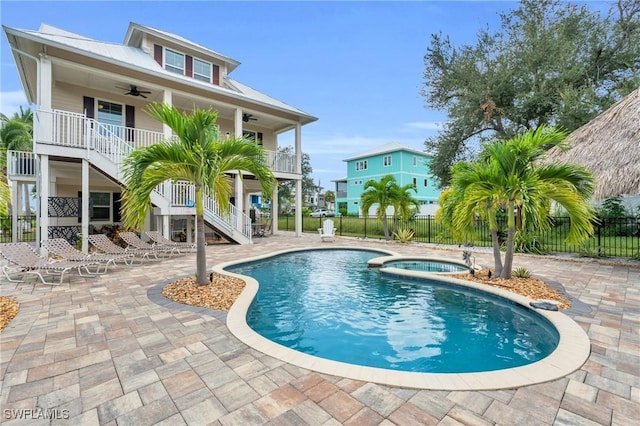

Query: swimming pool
<box><xmin>370</xmin><ymin>256</ymin><xmax>471</xmax><ymax>273</ymax></box>
<box><xmin>220</xmin><ymin>247</ymin><xmax>591</xmax><ymax>390</ymax></box>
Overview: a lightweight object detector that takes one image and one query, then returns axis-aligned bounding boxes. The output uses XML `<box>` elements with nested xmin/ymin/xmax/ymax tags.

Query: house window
<box><xmin>243</xmin><ymin>130</ymin><xmax>263</xmax><ymax>146</ymax></box>
<box><xmin>90</xmin><ymin>192</ymin><xmax>111</xmax><ymax>221</ymax></box>
<box><xmin>412</xmin><ymin>178</ymin><xmax>417</xmax><ymax>188</ymax></box>
<box><xmin>413</xmin><ymin>156</ymin><xmax>418</xmax><ymax>166</ymax></box>
<box><xmin>355</xmin><ymin>160</ymin><xmax>368</xmax><ymax>171</ymax></box>
<box><xmin>424</xmin><ymin>179</ymin><xmax>428</xmax><ymax>187</ymax></box>
<box><xmin>193</xmin><ymin>58</ymin><xmax>211</xmax><ymax>82</ymax></box>
<box><xmin>97</xmin><ymin>100</ymin><xmax>123</xmax><ymax>137</ymax></box>
<box><xmin>383</xmin><ymin>155</ymin><xmax>392</xmax><ymax>167</ymax></box>
<box><xmin>165</xmin><ymin>49</ymin><xmax>185</xmax><ymax>74</ymax></box>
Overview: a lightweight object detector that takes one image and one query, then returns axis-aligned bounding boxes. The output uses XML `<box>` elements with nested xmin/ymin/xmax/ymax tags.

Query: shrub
<box><xmin>393</xmin><ymin>228</ymin><xmax>415</xmax><ymax>243</ymax></box>
<box><xmin>514</xmin><ymin>230</ymin><xmax>548</xmax><ymax>255</ymax></box>
<box><xmin>513</xmin><ymin>267</ymin><xmax>531</xmax><ymax>278</ymax></box>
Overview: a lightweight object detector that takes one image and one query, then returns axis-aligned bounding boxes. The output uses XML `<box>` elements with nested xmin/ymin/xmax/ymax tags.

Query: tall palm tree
<box><xmin>361</xmin><ymin>175</ymin><xmax>402</xmax><ymax>241</ymax></box>
<box><xmin>0</xmin><ymin>107</ymin><xmax>33</xmax><ymax>217</ymax></box>
<box><xmin>0</xmin><ymin>170</ymin><xmax>10</xmax><ymax>216</ymax></box>
<box><xmin>439</xmin><ymin>126</ymin><xmax>595</xmax><ymax>278</ymax></box>
<box><xmin>121</xmin><ymin>103</ymin><xmax>276</xmax><ymax>285</ymax></box>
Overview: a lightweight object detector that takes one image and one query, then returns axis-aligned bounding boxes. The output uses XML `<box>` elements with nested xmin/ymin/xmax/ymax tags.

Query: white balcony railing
<box><xmin>7</xmin><ymin>151</ymin><xmax>37</xmax><ymax>176</ymax></box>
<box><xmin>34</xmin><ymin>109</ymin><xmax>297</xmax><ymax>174</ymax></box>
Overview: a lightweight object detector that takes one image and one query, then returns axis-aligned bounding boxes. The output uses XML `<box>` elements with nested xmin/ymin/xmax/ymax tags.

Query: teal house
<box><xmin>333</xmin><ymin>142</ymin><xmax>441</xmax><ymax>217</ymax></box>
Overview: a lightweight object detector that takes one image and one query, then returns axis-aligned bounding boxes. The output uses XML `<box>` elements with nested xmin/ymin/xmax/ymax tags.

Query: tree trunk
<box><xmin>382</xmin><ymin>215</ymin><xmax>390</xmax><ymax>240</ymax></box>
<box><xmin>195</xmin><ymin>188</ymin><xmax>208</xmax><ymax>285</ymax></box>
<box><xmin>501</xmin><ymin>201</ymin><xmax>516</xmax><ymax>279</ymax></box>
<box><xmin>490</xmin><ymin>229</ymin><xmax>503</xmax><ymax>277</ymax></box>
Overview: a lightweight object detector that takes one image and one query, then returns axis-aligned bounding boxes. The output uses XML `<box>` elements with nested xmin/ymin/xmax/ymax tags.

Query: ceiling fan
<box><xmin>117</xmin><ymin>85</ymin><xmax>151</xmax><ymax>99</ymax></box>
<box><xmin>242</xmin><ymin>113</ymin><xmax>258</xmax><ymax>123</ymax></box>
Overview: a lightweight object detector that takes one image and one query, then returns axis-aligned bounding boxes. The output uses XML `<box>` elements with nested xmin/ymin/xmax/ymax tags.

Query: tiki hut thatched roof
<box><xmin>546</xmin><ymin>88</ymin><xmax>640</xmax><ymax>201</ymax></box>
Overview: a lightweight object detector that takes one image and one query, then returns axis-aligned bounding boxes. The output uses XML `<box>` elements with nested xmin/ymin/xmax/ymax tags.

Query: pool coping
<box><xmin>218</xmin><ymin>247</ymin><xmax>591</xmax><ymax>391</ymax></box>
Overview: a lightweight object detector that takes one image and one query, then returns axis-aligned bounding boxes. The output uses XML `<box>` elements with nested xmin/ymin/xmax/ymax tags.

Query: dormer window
<box><xmin>165</xmin><ymin>48</ymin><xmax>185</xmax><ymax>74</ymax></box>
<box><xmin>193</xmin><ymin>58</ymin><xmax>211</xmax><ymax>83</ymax></box>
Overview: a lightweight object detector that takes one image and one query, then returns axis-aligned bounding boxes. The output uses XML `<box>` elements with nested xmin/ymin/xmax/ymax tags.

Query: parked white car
<box><xmin>310</xmin><ymin>209</ymin><xmax>337</xmax><ymax>218</ymax></box>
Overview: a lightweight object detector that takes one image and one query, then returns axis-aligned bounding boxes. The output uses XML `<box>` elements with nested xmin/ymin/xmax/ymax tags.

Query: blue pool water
<box><xmin>225</xmin><ymin>249</ymin><xmax>560</xmax><ymax>373</ymax></box>
<box><xmin>382</xmin><ymin>259</ymin><xmax>469</xmax><ymax>273</ymax></box>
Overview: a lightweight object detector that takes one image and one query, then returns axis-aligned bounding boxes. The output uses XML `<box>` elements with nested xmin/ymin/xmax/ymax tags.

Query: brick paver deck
<box><xmin>1</xmin><ymin>232</ymin><xmax>638</xmax><ymax>425</ymax></box>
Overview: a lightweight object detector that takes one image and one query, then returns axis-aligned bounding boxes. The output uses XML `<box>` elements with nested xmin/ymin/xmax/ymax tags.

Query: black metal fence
<box><xmin>0</xmin><ymin>216</ymin><xmax>37</xmax><ymax>243</ymax></box>
<box><xmin>279</xmin><ymin>215</ymin><xmax>640</xmax><ymax>259</ymax></box>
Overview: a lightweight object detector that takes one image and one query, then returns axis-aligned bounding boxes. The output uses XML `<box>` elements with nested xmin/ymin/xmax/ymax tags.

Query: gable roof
<box><xmin>343</xmin><ymin>142</ymin><xmax>428</xmax><ymax>162</ymax></box>
<box><xmin>3</xmin><ymin>23</ymin><xmax>316</xmax><ymax>122</ymax></box>
<box><xmin>546</xmin><ymin>88</ymin><xmax>640</xmax><ymax>200</ymax></box>
<box><xmin>123</xmin><ymin>22</ymin><xmax>240</xmax><ymax>72</ymax></box>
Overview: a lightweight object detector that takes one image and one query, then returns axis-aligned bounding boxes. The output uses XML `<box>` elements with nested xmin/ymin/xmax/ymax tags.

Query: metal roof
<box><xmin>4</xmin><ymin>24</ymin><xmax>316</xmax><ymax>122</ymax></box>
<box><xmin>343</xmin><ymin>142</ymin><xmax>430</xmax><ymax>162</ymax></box>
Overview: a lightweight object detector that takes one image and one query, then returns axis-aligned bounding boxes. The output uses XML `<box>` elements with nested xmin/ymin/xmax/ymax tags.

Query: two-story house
<box><xmin>333</xmin><ymin>142</ymin><xmax>441</xmax><ymax>216</ymax></box>
<box><xmin>3</xmin><ymin>22</ymin><xmax>316</xmax><ymax>248</ymax></box>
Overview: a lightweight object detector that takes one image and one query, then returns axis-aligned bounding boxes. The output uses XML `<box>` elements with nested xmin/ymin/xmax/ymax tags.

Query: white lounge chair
<box><xmin>41</xmin><ymin>238</ymin><xmax>131</xmax><ymax>273</ymax></box>
<box><xmin>145</xmin><ymin>231</ymin><xmax>196</xmax><ymax>253</ymax></box>
<box><xmin>0</xmin><ymin>242</ymin><xmax>100</xmax><ymax>285</ymax></box>
<box><xmin>318</xmin><ymin>219</ymin><xmax>336</xmax><ymax>242</ymax></box>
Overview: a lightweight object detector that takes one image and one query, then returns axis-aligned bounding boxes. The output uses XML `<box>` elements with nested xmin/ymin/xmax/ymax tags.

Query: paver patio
<box><xmin>1</xmin><ymin>231</ymin><xmax>638</xmax><ymax>425</ymax></box>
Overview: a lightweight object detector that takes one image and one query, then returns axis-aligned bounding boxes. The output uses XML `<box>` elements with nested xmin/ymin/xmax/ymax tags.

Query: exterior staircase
<box><xmin>9</xmin><ymin>109</ymin><xmax>253</xmax><ymax>244</ymax></box>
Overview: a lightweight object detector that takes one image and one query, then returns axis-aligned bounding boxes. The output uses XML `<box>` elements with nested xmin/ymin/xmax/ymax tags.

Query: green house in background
<box><xmin>333</xmin><ymin>142</ymin><xmax>441</xmax><ymax>217</ymax></box>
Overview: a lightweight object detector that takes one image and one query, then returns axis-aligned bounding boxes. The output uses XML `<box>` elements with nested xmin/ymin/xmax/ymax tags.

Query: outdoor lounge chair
<box><xmin>119</xmin><ymin>232</ymin><xmax>176</xmax><ymax>258</ymax></box>
<box><xmin>87</xmin><ymin>234</ymin><xmax>154</xmax><ymax>264</ymax></box>
<box><xmin>318</xmin><ymin>219</ymin><xmax>336</xmax><ymax>242</ymax></box>
<box><xmin>0</xmin><ymin>242</ymin><xmax>100</xmax><ymax>285</ymax></box>
<box><xmin>145</xmin><ymin>231</ymin><xmax>196</xmax><ymax>253</ymax></box>
<box><xmin>41</xmin><ymin>238</ymin><xmax>132</xmax><ymax>273</ymax></box>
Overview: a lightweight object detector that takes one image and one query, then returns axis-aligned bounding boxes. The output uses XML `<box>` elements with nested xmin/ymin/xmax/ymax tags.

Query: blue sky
<box><xmin>0</xmin><ymin>1</ymin><xmax>611</xmax><ymax>188</ymax></box>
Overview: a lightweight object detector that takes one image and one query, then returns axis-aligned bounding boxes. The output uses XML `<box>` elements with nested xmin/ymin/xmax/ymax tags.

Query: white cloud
<box><xmin>0</xmin><ymin>91</ymin><xmax>29</xmax><ymax>117</ymax></box>
<box><xmin>403</xmin><ymin>121</ymin><xmax>444</xmax><ymax>131</ymax></box>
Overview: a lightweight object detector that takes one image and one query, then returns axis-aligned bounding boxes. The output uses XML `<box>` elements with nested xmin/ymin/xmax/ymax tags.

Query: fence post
<box><xmin>364</xmin><ymin>216</ymin><xmax>367</xmax><ymax>239</ymax></box>
<box><xmin>597</xmin><ymin>219</ymin><xmax>602</xmax><ymax>257</ymax></box>
<box><xmin>427</xmin><ymin>215</ymin><xmax>432</xmax><ymax>243</ymax></box>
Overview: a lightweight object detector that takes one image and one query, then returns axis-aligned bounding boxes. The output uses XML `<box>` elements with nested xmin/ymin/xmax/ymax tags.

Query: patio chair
<box><xmin>318</xmin><ymin>219</ymin><xmax>336</xmax><ymax>242</ymax></box>
<box><xmin>119</xmin><ymin>232</ymin><xmax>176</xmax><ymax>258</ymax></box>
<box><xmin>145</xmin><ymin>231</ymin><xmax>196</xmax><ymax>253</ymax></box>
<box><xmin>87</xmin><ymin>234</ymin><xmax>153</xmax><ymax>264</ymax></box>
<box><xmin>41</xmin><ymin>238</ymin><xmax>132</xmax><ymax>273</ymax></box>
<box><xmin>0</xmin><ymin>242</ymin><xmax>100</xmax><ymax>285</ymax></box>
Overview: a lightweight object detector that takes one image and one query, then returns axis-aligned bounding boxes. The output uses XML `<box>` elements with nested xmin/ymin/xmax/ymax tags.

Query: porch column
<box><xmin>38</xmin><ymin>54</ymin><xmax>53</xmax><ymax>145</ymax></box>
<box><xmin>234</xmin><ymin>108</ymin><xmax>243</xmax><ymax>138</ymax></box>
<box><xmin>10</xmin><ymin>180</ymin><xmax>18</xmax><ymax>242</ymax></box>
<box><xmin>234</xmin><ymin>175</ymin><xmax>244</xmax><ymax>232</ymax></box>
<box><xmin>38</xmin><ymin>155</ymin><xmax>49</xmax><ymax>250</ymax></box>
<box><xmin>294</xmin><ymin>123</ymin><xmax>302</xmax><ymax>237</ymax></box>
<box><xmin>295</xmin><ymin>179</ymin><xmax>302</xmax><ymax>237</ymax></box>
<box><xmin>38</xmin><ymin>54</ymin><xmax>52</xmax><ymax>110</ymax></box>
<box><xmin>163</xmin><ymin>215</ymin><xmax>170</xmax><ymax>240</ymax></box>
<box><xmin>81</xmin><ymin>159</ymin><xmax>89</xmax><ymax>253</ymax></box>
<box><xmin>271</xmin><ymin>185</ymin><xmax>279</xmax><ymax>233</ymax></box>
<box><xmin>186</xmin><ymin>216</ymin><xmax>193</xmax><ymax>244</ymax></box>
<box><xmin>162</xmin><ymin>90</ymin><xmax>173</xmax><ymax>138</ymax></box>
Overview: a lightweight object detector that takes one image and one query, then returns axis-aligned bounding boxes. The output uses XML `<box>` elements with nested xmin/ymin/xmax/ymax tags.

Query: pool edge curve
<box><xmin>218</xmin><ymin>247</ymin><xmax>591</xmax><ymax>391</ymax></box>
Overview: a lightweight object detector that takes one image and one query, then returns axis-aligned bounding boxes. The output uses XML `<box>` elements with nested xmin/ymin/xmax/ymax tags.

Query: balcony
<box><xmin>32</xmin><ymin>109</ymin><xmax>298</xmax><ymax>174</ymax></box>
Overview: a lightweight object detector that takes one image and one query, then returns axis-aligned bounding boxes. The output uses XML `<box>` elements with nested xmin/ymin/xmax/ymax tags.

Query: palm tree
<box><xmin>361</xmin><ymin>175</ymin><xmax>415</xmax><ymax>241</ymax></box>
<box><xmin>121</xmin><ymin>103</ymin><xmax>276</xmax><ymax>285</ymax></box>
<box><xmin>0</xmin><ymin>170</ymin><xmax>10</xmax><ymax>216</ymax></box>
<box><xmin>439</xmin><ymin>126</ymin><xmax>596</xmax><ymax>278</ymax></box>
<box><xmin>0</xmin><ymin>107</ymin><xmax>33</xmax><ymax>217</ymax></box>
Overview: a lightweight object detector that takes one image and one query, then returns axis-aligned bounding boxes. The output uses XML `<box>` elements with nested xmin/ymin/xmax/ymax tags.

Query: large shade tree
<box><xmin>438</xmin><ymin>126</ymin><xmax>596</xmax><ymax>278</ymax></box>
<box><xmin>121</xmin><ymin>103</ymin><xmax>275</xmax><ymax>285</ymax></box>
<box><xmin>423</xmin><ymin>0</ymin><xmax>640</xmax><ymax>186</ymax></box>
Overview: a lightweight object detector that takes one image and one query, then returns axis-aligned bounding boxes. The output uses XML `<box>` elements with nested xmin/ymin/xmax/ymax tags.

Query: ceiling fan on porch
<box><xmin>242</xmin><ymin>113</ymin><xmax>258</xmax><ymax>123</ymax></box>
<box><xmin>117</xmin><ymin>85</ymin><xmax>151</xmax><ymax>99</ymax></box>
